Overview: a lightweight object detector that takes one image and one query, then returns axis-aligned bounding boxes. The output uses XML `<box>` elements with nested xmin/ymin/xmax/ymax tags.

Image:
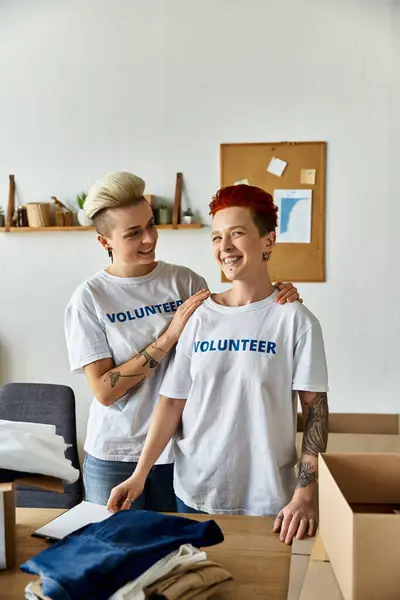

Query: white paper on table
<box><xmin>0</xmin><ymin>492</ymin><xmax>6</xmax><ymax>570</ymax></box>
<box><xmin>267</xmin><ymin>157</ymin><xmax>287</xmax><ymax>177</ymax></box>
<box><xmin>233</xmin><ymin>178</ymin><xmax>250</xmax><ymax>186</ymax></box>
<box><xmin>33</xmin><ymin>501</ymin><xmax>112</xmax><ymax>540</ymax></box>
<box><xmin>274</xmin><ymin>189</ymin><xmax>312</xmax><ymax>243</ymax></box>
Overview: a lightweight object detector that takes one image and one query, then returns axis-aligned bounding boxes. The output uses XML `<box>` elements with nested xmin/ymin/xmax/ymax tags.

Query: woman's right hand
<box><xmin>167</xmin><ymin>289</ymin><xmax>210</xmax><ymax>342</ymax></box>
<box><xmin>107</xmin><ymin>474</ymin><xmax>145</xmax><ymax>513</ymax></box>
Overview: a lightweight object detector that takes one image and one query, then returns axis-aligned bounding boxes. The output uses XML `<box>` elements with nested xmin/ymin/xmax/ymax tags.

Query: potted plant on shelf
<box><xmin>0</xmin><ymin>207</ymin><xmax>5</xmax><ymax>228</ymax></box>
<box><xmin>76</xmin><ymin>192</ymin><xmax>92</xmax><ymax>226</ymax></box>
<box><xmin>182</xmin><ymin>208</ymin><xmax>193</xmax><ymax>224</ymax></box>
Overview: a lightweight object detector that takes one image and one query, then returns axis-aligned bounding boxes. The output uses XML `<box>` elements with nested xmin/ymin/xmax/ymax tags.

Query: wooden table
<box><xmin>0</xmin><ymin>509</ymin><xmax>291</xmax><ymax>599</ymax></box>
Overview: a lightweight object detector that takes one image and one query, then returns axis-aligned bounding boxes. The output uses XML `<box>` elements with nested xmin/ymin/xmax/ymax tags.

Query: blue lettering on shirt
<box><xmin>106</xmin><ymin>299</ymin><xmax>182</xmax><ymax>324</ymax></box>
<box><xmin>193</xmin><ymin>338</ymin><xmax>277</xmax><ymax>355</ymax></box>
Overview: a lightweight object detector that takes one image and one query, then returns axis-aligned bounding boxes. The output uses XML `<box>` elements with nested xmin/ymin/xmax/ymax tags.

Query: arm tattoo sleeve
<box><xmin>302</xmin><ymin>392</ymin><xmax>329</xmax><ymax>456</ymax></box>
<box><xmin>118</xmin><ymin>376</ymin><xmax>147</xmax><ymax>398</ymax></box>
<box><xmin>296</xmin><ymin>461</ymin><xmax>318</xmax><ymax>488</ymax></box>
<box><xmin>104</xmin><ymin>371</ymin><xmax>145</xmax><ymax>388</ymax></box>
<box><xmin>151</xmin><ymin>339</ymin><xmax>168</xmax><ymax>354</ymax></box>
<box><xmin>137</xmin><ymin>349</ymin><xmax>160</xmax><ymax>369</ymax></box>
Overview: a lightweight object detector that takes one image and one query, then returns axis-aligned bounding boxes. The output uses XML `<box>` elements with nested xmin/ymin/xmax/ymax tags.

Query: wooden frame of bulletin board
<box><xmin>220</xmin><ymin>141</ymin><xmax>327</xmax><ymax>282</ymax></box>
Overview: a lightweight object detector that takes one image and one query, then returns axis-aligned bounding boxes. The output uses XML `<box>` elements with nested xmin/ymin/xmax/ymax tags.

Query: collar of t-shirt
<box><xmin>97</xmin><ymin>261</ymin><xmax>166</xmax><ymax>286</ymax></box>
<box><xmin>206</xmin><ymin>289</ymin><xmax>279</xmax><ymax>313</ymax></box>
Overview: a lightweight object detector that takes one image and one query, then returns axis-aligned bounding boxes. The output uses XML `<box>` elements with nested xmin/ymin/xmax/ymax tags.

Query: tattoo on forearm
<box><xmin>137</xmin><ymin>349</ymin><xmax>160</xmax><ymax>369</ymax></box>
<box><xmin>118</xmin><ymin>376</ymin><xmax>147</xmax><ymax>398</ymax></box>
<box><xmin>104</xmin><ymin>371</ymin><xmax>145</xmax><ymax>388</ymax></box>
<box><xmin>151</xmin><ymin>339</ymin><xmax>167</xmax><ymax>355</ymax></box>
<box><xmin>104</xmin><ymin>345</ymin><xmax>161</xmax><ymax>391</ymax></box>
<box><xmin>296</xmin><ymin>461</ymin><xmax>318</xmax><ymax>488</ymax></box>
<box><xmin>302</xmin><ymin>392</ymin><xmax>329</xmax><ymax>456</ymax></box>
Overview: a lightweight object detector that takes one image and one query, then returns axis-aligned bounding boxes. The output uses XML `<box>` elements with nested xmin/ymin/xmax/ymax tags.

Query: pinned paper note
<box><xmin>300</xmin><ymin>169</ymin><xmax>317</xmax><ymax>185</ymax></box>
<box><xmin>267</xmin><ymin>157</ymin><xmax>287</xmax><ymax>177</ymax></box>
<box><xmin>274</xmin><ymin>189</ymin><xmax>312</xmax><ymax>244</ymax></box>
<box><xmin>233</xmin><ymin>178</ymin><xmax>250</xmax><ymax>186</ymax></box>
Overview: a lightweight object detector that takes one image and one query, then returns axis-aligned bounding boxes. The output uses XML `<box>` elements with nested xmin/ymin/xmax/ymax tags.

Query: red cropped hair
<box><xmin>209</xmin><ymin>184</ymin><xmax>278</xmax><ymax>235</ymax></box>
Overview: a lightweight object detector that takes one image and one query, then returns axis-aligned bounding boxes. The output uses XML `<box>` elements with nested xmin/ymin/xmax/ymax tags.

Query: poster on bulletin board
<box><xmin>220</xmin><ymin>141</ymin><xmax>327</xmax><ymax>282</ymax></box>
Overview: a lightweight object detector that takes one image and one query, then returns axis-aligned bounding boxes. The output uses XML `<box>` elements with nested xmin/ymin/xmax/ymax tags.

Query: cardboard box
<box><xmin>319</xmin><ymin>453</ymin><xmax>400</xmax><ymax>600</ymax></box>
<box><xmin>289</xmin><ymin>536</ymin><xmax>339</xmax><ymax>600</ymax></box>
<box><xmin>0</xmin><ymin>475</ymin><xmax>63</xmax><ymax>570</ymax></box>
<box><xmin>0</xmin><ymin>483</ymin><xmax>16</xmax><ymax>570</ymax></box>
<box><xmin>296</xmin><ymin>413</ymin><xmax>400</xmax><ymax>456</ymax></box>
<box><xmin>299</xmin><ymin>561</ymin><xmax>343</xmax><ymax>600</ymax></box>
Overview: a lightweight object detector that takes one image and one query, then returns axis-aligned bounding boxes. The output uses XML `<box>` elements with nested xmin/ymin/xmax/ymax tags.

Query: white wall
<box><xmin>0</xmin><ymin>0</ymin><xmax>399</xmax><ymax>449</ymax></box>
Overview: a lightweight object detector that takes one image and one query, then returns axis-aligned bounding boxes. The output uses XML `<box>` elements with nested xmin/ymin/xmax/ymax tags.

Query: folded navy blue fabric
<box><xmin>21</xmin><ymin>510</ymin><xmax>224</xmax><ymax>600</ymax></box>
<box><xmin>0</xmin><ymin>469</ymin><xmax>33</xmax><ymax>482</ymax></box>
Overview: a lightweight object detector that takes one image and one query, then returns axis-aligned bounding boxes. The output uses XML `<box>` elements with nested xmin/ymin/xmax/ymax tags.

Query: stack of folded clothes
<box><xmin>22</xmin><ymin>510</ymin><xmax>233</xmax><ymax>600</ymax></box>
<box><xmin>0</xmin><ymin>420</ymin><xmax>79</xmax><ymax>484</ymax></box>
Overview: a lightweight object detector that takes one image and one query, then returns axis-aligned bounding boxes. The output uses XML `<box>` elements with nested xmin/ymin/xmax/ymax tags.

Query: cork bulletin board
<box><xmin>220</xmin><ymin>141</ymin><xmax>327</xmax><ymax>282</ymax></box>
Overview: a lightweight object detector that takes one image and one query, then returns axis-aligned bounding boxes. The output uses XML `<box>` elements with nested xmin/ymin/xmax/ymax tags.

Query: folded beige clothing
<box><xmin>144</xmin><ymin>560</ymin><xmax>233</xmax><ymax>599</ymax></box>
<box><xmin>26</xmin><ymin>580</ymin><xmax>51</xmax><ymax>600</ymax></box>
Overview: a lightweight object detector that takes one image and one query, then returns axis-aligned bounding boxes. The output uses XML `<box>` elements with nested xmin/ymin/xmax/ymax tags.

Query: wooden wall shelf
<box><xmin>0</xmin><ymin>224</ymin><xmax>203</xmax><ymax>233</ymax></box>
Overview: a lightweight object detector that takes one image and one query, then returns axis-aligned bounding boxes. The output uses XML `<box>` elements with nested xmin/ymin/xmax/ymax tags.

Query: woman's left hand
<box><xmin>275</xmin><ymin>282</ymin><xmax>303</xmax><ymax>305</ymax></box>
<box><xmin>273</xmin><ymin>497</ymin><xmax>316</xmax><ymax>544</ymax></box>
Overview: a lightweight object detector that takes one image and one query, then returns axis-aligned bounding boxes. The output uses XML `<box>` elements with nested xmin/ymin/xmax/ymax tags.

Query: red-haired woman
<box><xmin>107</xmin><ymin>185</ymin><xmax>328</xmax><ymax>545</ymax></box>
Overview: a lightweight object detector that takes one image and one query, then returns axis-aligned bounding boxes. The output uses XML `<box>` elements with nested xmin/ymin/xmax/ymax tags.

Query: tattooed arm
<box><xmin>296</xmin><ymin>391</ymin><xmax>329</xmax><ymax>496</ymax></box>
<box><xmin>273</xmin><ymin>391</ymin><xmax>329</xmax><ymax>544</ymax></box>
<box><xmin>83</xmin><ymin>289</ymin><xmax>209</xmax><ymax>407</ymax></box>
<box><xmin>83</xmin><ymin>334</ymin><xmax>175</xmax><ymax>407</ymax></box>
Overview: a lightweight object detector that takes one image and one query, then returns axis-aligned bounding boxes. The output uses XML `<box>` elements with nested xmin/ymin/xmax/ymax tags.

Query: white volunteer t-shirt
<box><xmin>160</xmin><ymin>290</ymin><xmax>328</xmax><ymax>516</ymax></box>
<box><xmin>65</xmin><ymin>261</ymin><xmax>206</xmax><ymax>463</ymax></box>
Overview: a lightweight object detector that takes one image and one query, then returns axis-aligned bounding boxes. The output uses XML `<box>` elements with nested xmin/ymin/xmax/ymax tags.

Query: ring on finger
<box><xmin>125</xmin><ymin>498</ymin><xmax>134</xmax><ymax>505</ymax></box>
<box><xmin>277</xmin><ymin>515</ymin><xmax>284</xmax><ymax>521</ymax></box>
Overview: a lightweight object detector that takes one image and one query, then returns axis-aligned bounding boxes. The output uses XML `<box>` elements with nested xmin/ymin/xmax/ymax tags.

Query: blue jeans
<box><xmin>21</xmin><ymin>510</ymin><xmax>224</xmax><ymax>600</ymax></box>
<box><xmin>176</xmin><ymin>496</ymin><xmax>208</xmax><ymax>514</ymax></box>
<box><xmin>83</xmin><ymin>454</ymin><xmax>177</xmax><ymax>512</ymax></box>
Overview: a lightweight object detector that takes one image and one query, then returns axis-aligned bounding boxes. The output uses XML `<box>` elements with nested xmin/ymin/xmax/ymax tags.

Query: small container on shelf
<box><xmin>157</xmin><ymin>205</ymin><xmax>171</xmax><ymax>225</ymax></box>
<box><xmin>55</xmin><ymin>210</ymin><xmax>64</xmax><ymax>227</ymax></box>
<box><xmin>63</xmin><ymin>210</ymin><xmax>74</xmax><ymax>226</ymax></box>
<box><xmin>17</xmin><ymin>206</ymin><xmax>29</xmax><ymax>227</ymax></box>
<box><xmin>26</xmin><ymin>203</ymin><xmax>53</xmax><ymax>227</ymax></box>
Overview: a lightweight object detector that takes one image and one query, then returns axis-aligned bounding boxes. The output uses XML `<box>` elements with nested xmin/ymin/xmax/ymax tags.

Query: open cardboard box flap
<box><xmin>319</xmin><ymin>453</ymin><xmax>400</xmax><ymax>600</ymax></box>
<box><xmin>1</xmin><ymin>475</ymin><xmax>64</xmax><ymax>570</ymax></box>
<box><xmin>321</xmin><ymin>452</ymin><xmax>400</xmax><ymax>504</ymax></box>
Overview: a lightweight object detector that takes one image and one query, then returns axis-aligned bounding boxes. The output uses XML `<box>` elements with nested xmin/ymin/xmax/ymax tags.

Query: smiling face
<box><xmin>98</xmin><ymin>199</ymin><xmax>158</xmax><ymax>266</ymax></box>
<box><xmin>211</xmin><ymin>206</ymin><xmax>275</xmax><ymax>281</ymax></box>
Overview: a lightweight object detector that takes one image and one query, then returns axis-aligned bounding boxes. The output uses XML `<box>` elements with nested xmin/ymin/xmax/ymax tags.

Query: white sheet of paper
<box><xmin>267</xmin><ymin>157</ymin><xmax>287</xmax><ymax>177</ymax></box>
<box><xmin>300</xmin><ymin>169</ymin><xmax>316</xmax><ymax>185</ymax></box>
<box><xmin>34</xmin><ymin>500</ymin><xmax>112</xmax><ymax>540</ymax></box>
<box><xmin>0</xmin><ymin>493</ymin><xmax>6</xmax><ymax>570</ymax></box>
<box><xmin>274</xmin><ymin>189</ymin><xmax>312</xmax><ymax>243</ymax></box>
<box><xmin>233</xmin><ymin>178</ymin><xmax>250</xmax><ymax>186</ymax></box>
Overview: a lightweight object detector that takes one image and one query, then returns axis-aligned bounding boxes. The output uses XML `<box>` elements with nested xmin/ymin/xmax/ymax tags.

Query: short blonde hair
<box><xmin>84</xmin><ymin>172</ymin><xmax>146</xmax><ymax>219</ymax></box>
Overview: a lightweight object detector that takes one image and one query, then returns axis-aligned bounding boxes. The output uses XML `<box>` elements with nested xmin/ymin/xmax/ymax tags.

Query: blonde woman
<box><xmin>65</xmin><ymin>172</ymin><xmax>300</xmax><ymax>511</ymax></box>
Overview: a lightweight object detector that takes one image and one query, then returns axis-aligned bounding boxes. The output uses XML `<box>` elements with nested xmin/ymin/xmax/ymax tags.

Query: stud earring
<box><xmin>263</xmin><ymin>250</ymin><xmax>271</xmax><ymax>261</ymax></box>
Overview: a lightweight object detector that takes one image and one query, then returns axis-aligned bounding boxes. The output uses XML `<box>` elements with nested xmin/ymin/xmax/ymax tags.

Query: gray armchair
<box><xmin>0</xmin><ymin>383</ymin><xmax>83</xmax><ymax>508</ymax></box>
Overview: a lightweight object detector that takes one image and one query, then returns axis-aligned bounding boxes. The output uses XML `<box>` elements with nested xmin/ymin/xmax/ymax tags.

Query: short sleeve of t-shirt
<box><xmin>292</xmin><ymin>320</ymin><xmax>328</xmax><ymax>392</ymax></box>
<box><xmin>191</xmin><ymin>275</ymin><xmax>208</xmax><ymax>294</ymax></box>
<box><xmin>159</xmin><ymin>318</ymin><xmax>196</xmax><ymax>399</ymax></box>
<box><xmin>65</xmin><ymin>284</ymin><xmax>112</xmax><ymax>373</ymax></box>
